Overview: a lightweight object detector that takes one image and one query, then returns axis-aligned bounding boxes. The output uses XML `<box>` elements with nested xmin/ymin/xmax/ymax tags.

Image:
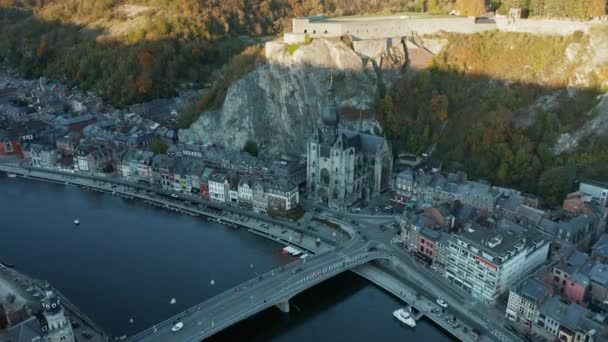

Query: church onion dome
<box><xmin>321</xmin><ymin>77</ymin><xmax>339</xmax><ymax>126</ymax></box>
<box><xmin>42</xmin><ymin>291</ymin><xmax>62</xmax><ymax>314</ymax></box>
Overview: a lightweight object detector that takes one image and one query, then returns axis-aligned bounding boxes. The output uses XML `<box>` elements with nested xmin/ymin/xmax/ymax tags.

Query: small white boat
<box><xmin>6</xmin><ymin>173</ymin><xmax>16</xmax><ymax>178</ymax></box>
<box><xmin>169</xmin><ymin>298</ymin><xmax>176</xmax><ymax>305</ymax></box>
<box><xmin>393</xmin><ymin>308</ymin><xmax>416</xmax><ymax>328</ymax></box>
<box><xmin>74</xmin><ymin>219</ymin><xmax>80</xmax><ymax>225</ymax></box>
<box><xmin>129</xmin><ymin>318</ymin><xmax>134</xmax><ymax>324</ymax></box>
<box><xmin>300</xmin><ymin>254</ymin><xmax>309</xmax><ymax>259</ymax></box>
<box><xmin>171</xmin><ymin>322</ymin><xmax>184</xmax><ymax>332</ymax></box>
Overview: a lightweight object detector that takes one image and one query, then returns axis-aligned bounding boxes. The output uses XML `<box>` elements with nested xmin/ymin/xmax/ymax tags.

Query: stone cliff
<box><xmin>179</xmin><ymin>38</ymin><xmax>407</xmax><ymax>155</ymax></box>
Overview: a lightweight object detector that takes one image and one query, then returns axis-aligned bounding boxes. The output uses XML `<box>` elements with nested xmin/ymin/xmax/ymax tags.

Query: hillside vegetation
<box><xmin>0</xmin><ymin>0</ymin><xmax>457</xmax><ymax>107</ymax></box>
<box><xmin>0</xmin><ymin>0</ymin><xmax>605</xmax><ymax>107</ymax></box>
<box><xmin>382</xmin><ymin>30</ymin><xmax>608</xmax><ymax>205</ymax></box>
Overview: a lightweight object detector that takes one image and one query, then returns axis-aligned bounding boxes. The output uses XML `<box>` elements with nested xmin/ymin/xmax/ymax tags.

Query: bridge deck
<box><xmin>128</xmin><ymin>242</ymin><xmax>389</xmax><ymax>341</ymax></box>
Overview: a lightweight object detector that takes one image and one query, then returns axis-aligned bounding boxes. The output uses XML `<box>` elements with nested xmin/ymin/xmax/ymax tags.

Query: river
<box><xmin>0</xmin><ymin>174</ymin><xmax>454</xmax><ymax>341</ymax></box>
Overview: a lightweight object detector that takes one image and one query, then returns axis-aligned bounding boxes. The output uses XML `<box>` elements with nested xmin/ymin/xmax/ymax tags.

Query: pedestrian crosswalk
<box><xmin>490</xmin><ymin>328</ymin><xmax>512</xmax><ymax>342</ymax></box>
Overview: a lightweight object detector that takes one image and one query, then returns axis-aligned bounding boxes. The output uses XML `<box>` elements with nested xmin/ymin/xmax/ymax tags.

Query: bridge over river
<box><xmin>128</xmin><ymin>240</ymin><xmax>391</xmax><ymax>342</ymax></box>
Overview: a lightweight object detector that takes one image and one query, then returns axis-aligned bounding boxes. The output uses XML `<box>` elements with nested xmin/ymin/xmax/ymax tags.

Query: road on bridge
<box><xmin>128</xmin><ymin>240</ymin><xmax>390</xmax><ymax>342</ymax></box>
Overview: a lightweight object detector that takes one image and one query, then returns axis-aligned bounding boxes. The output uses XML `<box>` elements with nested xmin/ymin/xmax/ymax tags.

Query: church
<box><xmin>307</xmin><ymin>79</ymin><xmax>393</xmax><ymax>210</ymax></box>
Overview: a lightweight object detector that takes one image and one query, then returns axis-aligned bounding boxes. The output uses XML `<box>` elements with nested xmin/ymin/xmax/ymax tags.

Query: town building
<box><xmin>252</xmin><ymin>181</ymin><xmax>268</xmax><ymax>214</ymax></box>
<box><xmin>199</xmin><ymin>168</ymin><xmax>215</xmax><ymax>200</ymax></box>
<box><xmin>267</xmin><ymin>179</ymin><xmax>299</xmax><ymax>212</ymax></box>
<box><xmin>269</xmin><ymin>159</ymin><xmax>307</xmax><ymax>186</ymax></box>
<box><xmin>74</xmin><ymin>144</ymin><xmax>113</xmax><ymax>174</ymax></box>
<box><xmin>117</xmin><ymin>149</ymin><xmax>155</xmax><ymax>182</ymax></box>
<box><xmin>307</xmin><ymin>80</ymin><xmax>392</xmax><ymax>209</ymax></box>
<box><xmin>592</xmin><ymin>234</ymin><xmax>608</xmax><ymax>263</ymax></box>
<box><xmin>505</xmin><ymin>277</ymin><xmax>553</xmax><ymax>325</ymax></box>
<box><xmin>578</xmin><ymin>179</ymin><xmax>608</xmax><ymax>208</ymax></box>
<box><xmin>209</xmin><ymin>172</ymin><xmax>227</xmax><ymax>203</ymax></box>
<box><xmin>536</xmin><ymin>296</ymin><xmax>604</xmax><ymax>342</ymax></box>
<box><xmin>22</xmin><ymin>143</ymin><xmax>60</xmax><ymax>168</ymax></box>
<box><xmin>445</xmin><ymin>221</ymin><xmax>550</xmax><ymax>303</ymax></box>
<box><xmin>238</xmin><ymin>176</ymin><xmax>255</xmax><ymax>210</ymax></box>
<box><xmin>56</xmin><ymin>113</ymin><xmax>96</xmax><ymax>132</ymax></box>
<box><xmin>395</xmin><ymin>168</ymin><xmax>503</xmax><ymax>213</ymax></box>
<box><xmin>55</xmin><ymin>131</ymin><xmax>81</xmax><ymax>156</ymax></box>
<box><xmin>150</xmin><ymin>154</ymin><xmax>175</xmax><ymax>190</ymax></box>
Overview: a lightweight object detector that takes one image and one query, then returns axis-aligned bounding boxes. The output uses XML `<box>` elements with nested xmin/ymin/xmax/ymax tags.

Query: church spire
<box><xmin>321</xmin><ymin>75</ymin><xmax>339</xmax><ymax>145</ymax></box>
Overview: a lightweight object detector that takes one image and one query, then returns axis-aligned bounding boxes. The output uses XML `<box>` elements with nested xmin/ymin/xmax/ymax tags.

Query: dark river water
<box><xmin>0</xmin><ymin>174</ymin><xmax>454</xmax><ymax>341</ymax></box>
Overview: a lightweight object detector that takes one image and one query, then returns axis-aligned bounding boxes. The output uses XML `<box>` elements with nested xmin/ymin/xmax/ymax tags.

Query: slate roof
<box><xmin>519</xmin><ymin>278</ymin><xmax>551</xmax><ymax>305</ymax></box>
<box><xmin>339</xmin><ymin>129</ymin><xmax>387</xmax><ymax>153</ymax></box>
<box><xmin>587</xmin><ymin>261</ymin><xmax>608</xmax><ymax>287</ymax></box>
<box><xmin>7</xmin><ymin>316</ymin><xmax>42</xmax><ymax>342</ymax></box>
<box><xmin>592</xmin><ymin>234</ymin><xmax>608</xmax><ymax>259</ymax></box>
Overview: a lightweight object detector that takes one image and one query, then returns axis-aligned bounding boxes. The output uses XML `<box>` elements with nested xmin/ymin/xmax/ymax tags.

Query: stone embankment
<box><xmin>0</xmin><ymin>161</ymin><xmax>348</xmax><ymax>253</ymax></box>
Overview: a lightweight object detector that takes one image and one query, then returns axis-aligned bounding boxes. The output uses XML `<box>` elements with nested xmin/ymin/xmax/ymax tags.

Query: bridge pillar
<box><xmin>275</xmin><ymin>300</ymin><xmax>290</xmax><ymax>313</ymax></box>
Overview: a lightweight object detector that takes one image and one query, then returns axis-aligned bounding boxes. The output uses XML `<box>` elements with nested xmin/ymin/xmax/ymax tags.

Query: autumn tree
<box><xmin>138</xmin><ymin>51</ymin><xmax>155</xmax><ymax>71</ymax></box>
<box><xmin>456</xmin><ymin>0</ymin><xmax>486</xmax><ymax>16</ymax></box>
<box><xmin>589</xmin><ymin>0</ymin><xmax>607</xmax><ymax>17</ymax></box>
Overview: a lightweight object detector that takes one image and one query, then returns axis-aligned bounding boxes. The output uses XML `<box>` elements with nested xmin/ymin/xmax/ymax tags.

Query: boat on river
<box><xmin>393</xmin><ymin>308</ymin><xmax>416</xmax><ymax>328</ymax></box>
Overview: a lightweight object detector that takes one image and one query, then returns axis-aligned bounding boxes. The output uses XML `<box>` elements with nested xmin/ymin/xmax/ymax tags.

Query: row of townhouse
<box><xmin>208</xmin><ymin>173</ymin><xmax>299</xmax><ymax>214</ymax></box>
<box><xmin>168</xmin><ymin>143</ymin><xmax>306</xmax><ymax>186</ymax></box>
<box><xmin>115</xmin><ymin>149</ymin><xmax>300</xmax><ymax>214</ymax></box>
<box><xmin>506</xmin><ymin>276</ymin><xmax>607</xmax><ymax>342</ymax></box>
<box><xmin>399</xmin><ymin>204</ymin><xmax>550</xmax><ymax>304</ymax></box>
<box><xmin>394</xmin><ymin>168</ymin><xmax>507</xmax><ymax>213</ymax></box>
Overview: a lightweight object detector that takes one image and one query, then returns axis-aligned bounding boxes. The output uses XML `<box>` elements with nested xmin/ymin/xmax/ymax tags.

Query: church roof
<box><xmin>339</xmin><ymin>129</ymin><xmax>386</xmax><ymax>153</ymax></box>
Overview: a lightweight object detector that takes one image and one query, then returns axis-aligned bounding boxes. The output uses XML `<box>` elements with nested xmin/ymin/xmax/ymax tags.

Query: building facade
<box><xmin>445</xmin><ymin>222</ymin><xmax>550</xmax><ymax>303</ymax></box>
<box><xmin>307</xmin><ymin>80</ymin><xmax>392</xmax><ymax>210</ymax></box>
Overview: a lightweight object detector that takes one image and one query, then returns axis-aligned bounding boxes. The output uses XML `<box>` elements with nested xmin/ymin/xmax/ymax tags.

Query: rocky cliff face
<box><xmin>179</xmin><ymin>38</ymin><xmax>406</xmax><ymax>155</ymax></box>
<box><xmin>553</xmin><ymin>29</ymin><xmax>608</xmax><ymax>154</ymax></box>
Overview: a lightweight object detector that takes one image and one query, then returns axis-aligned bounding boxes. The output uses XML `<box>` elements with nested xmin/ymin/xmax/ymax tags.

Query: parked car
<box><xmin>436</xmin><ymin>298</ymin><xmax>448</xmax><ymax>308</ymax></box>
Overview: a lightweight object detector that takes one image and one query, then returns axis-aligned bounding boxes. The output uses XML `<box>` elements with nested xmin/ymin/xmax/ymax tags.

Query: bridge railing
<box><xmin>185</xmin><ymin>249</ymin><xmax>391</xmax><ymax>342</ymax></box>
<box><xmin>127</xmin><ymin>254</ymin><xmax>317</xmax><ymax>341</ymax></box>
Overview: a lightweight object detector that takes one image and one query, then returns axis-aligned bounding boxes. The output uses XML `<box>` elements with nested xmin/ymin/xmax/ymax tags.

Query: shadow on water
<box><xmin>209</xmin><ymin>272</ymin><xmax>457</xmax><ymax>342</ymax></box>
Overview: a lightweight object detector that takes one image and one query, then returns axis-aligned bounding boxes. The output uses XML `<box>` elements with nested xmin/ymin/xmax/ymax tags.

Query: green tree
<box><xmin>538</xmin><ymin>163</ymin><xmax>576</xmax><ymax>206</ymax></box>
<box><xmin>150</xmin><ymin>139</ymin><xmax>169</xmax><ymax>154</ymax></box>
<box><xmin>243</xmin><ymin>139</ymin><xmax>259</xmax><ymax>157</ymax></box>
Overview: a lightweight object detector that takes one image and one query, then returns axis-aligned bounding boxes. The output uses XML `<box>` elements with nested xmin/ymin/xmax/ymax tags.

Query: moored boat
<box><xmin>393</xmin><ymin>308</ymin><xmax>416</xmax><ymax>328</ymax></box>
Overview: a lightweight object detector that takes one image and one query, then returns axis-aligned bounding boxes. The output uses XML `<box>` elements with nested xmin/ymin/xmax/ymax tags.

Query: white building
<box><xmin>209</xmin><ymin>172</ymin><xmax>227</xmax><ymax>202</ymax></box>
<box><xmin>579</xmin><ymin>179</ymin><xmax>608</xmax><ymax>208</ymax></box>
<box><xmin>505</xmin><ymin>278</ymin><xmax>552</xmax><ymax>324</ymax></box>
<box><xmin>253</xmin><ymin>182</ymin><xmax>268</xmax><ymax>214</ymax></box>
<box><xmin>267</xmin><ymin>179</ymin><xmax>299</xmax><ymax>211</ymax></box>
<box><xmin>445</xmin><ymin>220</ymin><xmax>549</xmax><ymax>303</ymax></box>
<box><xmin>238</xmin><ymin>176</ymin><xmax>254</xmax><ymax>208</ymax></box>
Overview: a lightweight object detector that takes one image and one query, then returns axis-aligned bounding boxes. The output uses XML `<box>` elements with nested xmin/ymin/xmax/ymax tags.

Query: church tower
<box><xmin>40</xmin><ymin>290</ymin><xmax>75</xmax><ymax>342</ymax></box>
<box><xmin>320</xmin><ymin>77</ymin><xmax>339</xmax><ymax>145</ymax></box>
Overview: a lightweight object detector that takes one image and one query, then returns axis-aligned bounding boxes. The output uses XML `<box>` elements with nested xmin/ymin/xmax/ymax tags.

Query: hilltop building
<box><xmin>306</xmin><ymin>80</ymin><xmax>392</xmax><ymax>210</ymax></box>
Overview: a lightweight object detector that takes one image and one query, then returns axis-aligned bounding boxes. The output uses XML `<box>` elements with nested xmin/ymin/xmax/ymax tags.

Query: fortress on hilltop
<box><xmin>283</xmin><ymin>13</ymin><xmax>603</xmax><ymax>44</ymax></box>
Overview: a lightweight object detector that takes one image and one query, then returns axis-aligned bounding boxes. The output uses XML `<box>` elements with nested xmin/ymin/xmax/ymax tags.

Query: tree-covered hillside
<box><xmin>380</xmin><ymin>30</ymin><xmax>608</xmax><ymax>205</ymax></box>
